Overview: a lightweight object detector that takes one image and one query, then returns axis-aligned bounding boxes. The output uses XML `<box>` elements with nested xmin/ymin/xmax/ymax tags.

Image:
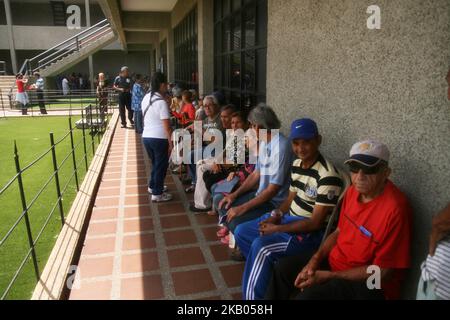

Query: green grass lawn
<box><xmin>0</xmin><ymin>116</ymin><xmax>104</xmax><ymax>299</ymax></box>
<box><xmin>28</xmin><ymin>97</ymin><xmax>98</xmax><ymax>110</ymax></box>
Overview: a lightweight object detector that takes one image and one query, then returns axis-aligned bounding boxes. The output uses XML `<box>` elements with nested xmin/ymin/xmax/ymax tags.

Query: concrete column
<box><xmin>167</xmin><ymin>29</ymin><xmax>175</xmax><ymax>83</ymax></box>
<box><xmin>85</xmin><ymin>0</ymin><xmax>94</xmax><ymax>90</ymax></box>
<box><xmin>4</xmin><ymin>0</ymin><xmax>17</xmax><ymax>74</ymax></box>
<box><xmin>155</xmin><ymin>39</ymin><xmax>161</xmax><ymax>72</ymax></box>
<box><xmin>197</xmin><ymin>0</ymin><xmax>214</xmax><ymax>95</ymax></box>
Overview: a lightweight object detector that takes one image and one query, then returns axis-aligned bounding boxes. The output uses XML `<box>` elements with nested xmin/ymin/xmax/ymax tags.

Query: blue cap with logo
<box><xmin>289</xmin><ymin>118</ymin><xmax>319</xmax><ymax>140</ymax></box>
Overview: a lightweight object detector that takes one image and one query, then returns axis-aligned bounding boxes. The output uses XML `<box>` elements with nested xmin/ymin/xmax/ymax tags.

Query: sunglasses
<box><xmin>348</xmin><ymin>162</ymin><xmax>386</xmax><ymax>175</ymax></box>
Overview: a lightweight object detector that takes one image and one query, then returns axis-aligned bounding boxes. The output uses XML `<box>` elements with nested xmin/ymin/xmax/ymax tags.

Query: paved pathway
<box><xmin>69</xmin><ymin>121</ymin><xmax>244</xmax><ymax>300</ymax></box>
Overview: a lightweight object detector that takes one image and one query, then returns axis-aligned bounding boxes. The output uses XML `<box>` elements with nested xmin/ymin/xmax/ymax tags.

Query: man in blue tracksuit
<box><xmin>234</xmin><ymin>118</ymin><xmax>344</xmax><ymax>300</ymax></box>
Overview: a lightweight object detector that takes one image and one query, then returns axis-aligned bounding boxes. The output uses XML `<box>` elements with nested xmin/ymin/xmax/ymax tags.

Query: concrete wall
<box><xmin>0</xmin><ymin>1</ymin><xmax>105</xmax><ymax>26</ymax></box>
<box><xmin>266</xmin><ymin>0</ymin><xmax>450</xmax><ymax>298</ymax></box>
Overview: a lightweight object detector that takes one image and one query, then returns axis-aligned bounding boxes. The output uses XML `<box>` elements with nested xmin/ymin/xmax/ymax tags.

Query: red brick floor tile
<box><xmin>123</xmin><ymin>218</ymin><xmax>154</xmax><ymax>233</ymax></box>
<box><xmin>124</xmin><ymin>195</ymin><xmax>149</xmax><ymax>206</ymax></box>
<box><xmin>120</xmin><ymin>275</ymin><xmax>164</xmax><ymax>300</ymax></box>
<box><xmin>122</xmin><ymin>233</ymin><xmax>156</xmax><ymax>251</ymax></box>
<box><xmin>87</xmin><ymin>221</ymin><xmax>117</xmax><ymax>236</ymax></box>
<box><xmin>96</xmin><ymin>187</ymin><xmax>121</xmax><ymax>198</ymax></box>
<box><xmin>201</xmin><ymin>296</ymin><xmax>222</xmax><ymax>300</ymax></box>
<box><xmin>70</xmin><ymin>280</ymin><xmax>112</xmax><ymax>300</ymax></box>
<box><xmin>210</xmin><ymin>244</ymin><xmax>231</xmax><ymax>262</ymax></box>
<box><xmin>220</xmin><ymin>264</ymin><xmax>245</xmax><ymax>288</ymax></box>
<box><xmin>94</xmin><ymin>196</ymin><xmax>120</xmax><ymax>208</ymax></box>
<box><xmin>125</xmin><ymin>184</ymin><xmax>148</xmax><ymax>195</ymax></box>
<box><xmin>160</xmin><ymin>215</ymin><xmax>191</xmax><ymax>229</ymax></box>
<box><xmin>82</xmin><ymin>237</ymin><xmax>116</xmax><ymax>255</ymax></box>
<box><xmin>231</xmin><ymin>292</ymin><xmax>242</xmax><ymax>300</ymax></box>
<box><xmin>98</xmin><ymin>178</ymin><xmax>121</xmax><ymax>188</ymax></box>
<box><xmin>76</xmin><ymin>256</ymin><xmax>114</xmax><ymax>278</ymax></box>
<box><xmin>90</xmin><ymin>208</ymin><xmax>119</xmax><ymax>221</ymax></box>
<box><xmin>172</xmin><ymin>269</ymin><xmax>216</xmax><ymax>296</ymax></box>
<box><xmin>126</xmin><ymin>177</ymin><xmax>148</xmax><ymax>185</ymax></box>
<box><xmin>202</xmin><ymin>226</ymin><xmax>220</xmax><ymax>242</ymax></box>
<box><xmin>163</xmin><ymin>229</ymin><xmax>197</xmax><ymax>246</ymax></box>
<box><xmin>195</xmin><ymin>213</ymin><xmax>218</xmax><ymax>226</ymax></box>
<box><xmin>158</xmin><ymin>203</ymin><xmax>186</xmax><ymax>215</ymax></box>
<box><xmin>102</xmin><ymin>172</ymin><xmax>122</xmax><ymax>180</ymax></box>
<box><xmin>167</xmin><ymin>247</ymin><xmax>205</xmax><ymax>268</ymax></box>
<box><xmin>121</xmin><ymin>251</ymin><xmax>159</xmax><ymax>274</ymax></box>
<box><xmin>123</xmin><ymin>205</ymin><xmax>152</xmax><ymax>218</ymax></box>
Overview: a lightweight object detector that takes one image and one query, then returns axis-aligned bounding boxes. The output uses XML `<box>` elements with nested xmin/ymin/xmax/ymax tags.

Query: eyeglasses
<box><xmin>348</xmin><ymin>162</ymin><xmax>386</xmax><ymax>175</ymax></box>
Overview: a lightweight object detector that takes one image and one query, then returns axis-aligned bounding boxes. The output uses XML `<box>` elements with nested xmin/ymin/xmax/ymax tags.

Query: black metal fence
<box><xmin>0</xmin><ymin>99</ymin><xmax>117</xmax><ymax>299</ymax></box>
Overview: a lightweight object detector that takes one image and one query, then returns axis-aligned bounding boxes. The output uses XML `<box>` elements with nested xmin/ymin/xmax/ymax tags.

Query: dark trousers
<box><xmin>265</xmin><ymin>254</ymin><xmax>385</xmax><ymax>300</ymax></box>
<box><xmin>143</xmin><ymin>138</ymin><xmax>169</xmax><ymax>196</ymax></box>
<box><xmin>119</xmin><ymin>93</ymin><xmax>133</xmax><ymax>126</ymax></box>
<box><xmin>36</xmin><ymin>90</ymin><xmax>47</xmax><ymax>113</ymax></box>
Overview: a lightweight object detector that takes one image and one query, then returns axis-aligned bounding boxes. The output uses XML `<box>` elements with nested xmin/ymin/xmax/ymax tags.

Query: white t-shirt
<box><xmin>141</xmin><ymin>92</ymin><xmax>170</xmax><ymax>139</ymax></box>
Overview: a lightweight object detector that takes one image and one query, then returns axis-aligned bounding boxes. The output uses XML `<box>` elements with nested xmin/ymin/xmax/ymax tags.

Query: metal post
<box><xmin>68</xmin><ymin>118</ymin><xmax>79</xmax><ymax>191</ymax></box>
<box><xmin>81</xmin><ymin>109</ymin><xmax>88</xmax><ymax>172</ymax></box>
<box><xmin>14</xmin><ymin>141</ymin><xmax>40</xmax><ymax>280</ymax></box>
<box><xmin>90</xmin><ymin>105</ymin><xmax>95</xmax><ymax>155</ymax></box>
<box><xmin>49</xmin><ymin>133</ymin><xmax>65</xmax><ymax>225</ymax></box>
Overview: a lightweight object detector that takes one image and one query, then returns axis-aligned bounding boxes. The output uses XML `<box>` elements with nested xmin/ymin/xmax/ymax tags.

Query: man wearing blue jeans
<box><xmin>234</xmin><ymin>118</ymin><xmax>344</xmax><ymax>300</ymax></box>
<box><xmin>218</xmin><ymin>105</ymin><xmax>293</xmax><ymax>251</ymax></box>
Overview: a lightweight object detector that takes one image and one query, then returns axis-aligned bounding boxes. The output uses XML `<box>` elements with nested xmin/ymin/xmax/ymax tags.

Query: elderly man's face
<box><xmin>350</xmin><ymin>163</ymin><xmax>391</xmax><ymax>195</ymax></box>
<box><xmin>220</xmin><ymin>110</ymin><xmax>233</xmax><ymax>129</ymax></box>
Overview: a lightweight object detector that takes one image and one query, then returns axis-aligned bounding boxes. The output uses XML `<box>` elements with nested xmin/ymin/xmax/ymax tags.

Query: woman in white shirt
<box><xmin>141</xmin><ymin>72</ymin><xmax>173</xmax><ymax>202</ymax></box>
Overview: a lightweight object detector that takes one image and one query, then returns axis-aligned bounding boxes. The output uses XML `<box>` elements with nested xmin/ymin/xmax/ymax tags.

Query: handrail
<box><xmin>7</xmin><ymin>19</ymin><xmax>112</xmax><ymax>100</ymax></box>
<box><xmin>29</xmin><ymin>19</ymin><xmax>110</xmax><ymax>63</ymax></box>
<box><xmin>37</xmin><ymin>24</ymin><xmax>112</xmax><ymax>68</ymax></box>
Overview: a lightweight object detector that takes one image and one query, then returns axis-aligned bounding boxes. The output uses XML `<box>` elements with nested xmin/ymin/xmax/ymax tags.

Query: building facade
<box><xmin>0</xmin><ymin>0</ymin><xmax>449</xmax><ymax>298</ymax></box>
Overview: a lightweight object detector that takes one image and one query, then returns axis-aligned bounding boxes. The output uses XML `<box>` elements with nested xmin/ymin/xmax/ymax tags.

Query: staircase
<box><xmin>4</xmin><ymin>19</ymin><xmax>117</xmax><ymax>108</ymax></box>
<box><xmin>0</xmin><ymin>76</ymin><xmax>15</xmax><ymax>109</ymax></box>
<box><xmin>18</xmin><ymin>19</ymin><xmax>116</xmax><ymax>78</ymax></box>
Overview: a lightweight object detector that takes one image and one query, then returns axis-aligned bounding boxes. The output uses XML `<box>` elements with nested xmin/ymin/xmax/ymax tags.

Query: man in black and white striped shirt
<box><xmin>234</xmin><ymin>118</ymin><xmax>344</xmax><ymax>300</ymax></box>
<box><xmin>418</xmin><ymin>203</ymin><xmax>450</xmax><ymax>300</ymax></box>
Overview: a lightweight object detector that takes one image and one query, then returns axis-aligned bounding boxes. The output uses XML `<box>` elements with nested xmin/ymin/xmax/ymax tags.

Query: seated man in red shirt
<box><xmin>266</xmin><ymin>140</ymin><xmax>412</xmax><ymax>300</ymax></box>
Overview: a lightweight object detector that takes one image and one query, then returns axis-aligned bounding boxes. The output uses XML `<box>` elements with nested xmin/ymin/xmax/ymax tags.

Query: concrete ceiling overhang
<box><xmin>98</xmin><ymin>0</ymin><xmax>175</xmax><ymax>52</ymax></box>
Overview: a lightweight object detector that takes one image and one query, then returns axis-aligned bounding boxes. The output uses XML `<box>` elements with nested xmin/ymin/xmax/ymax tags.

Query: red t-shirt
<box><xmin>328</xmin><ymin>180</ymin><xmax>412</xmax><ymax>299</ymax></box>
<box><xmin>16</xmin><ymin>79</ymin><xmax>25</xmax><ymax>93</ymax></box>
<box><xmin>173</xmin><ymin>103</ymin><xmax>195</xmax><ymax>126</ymax></box>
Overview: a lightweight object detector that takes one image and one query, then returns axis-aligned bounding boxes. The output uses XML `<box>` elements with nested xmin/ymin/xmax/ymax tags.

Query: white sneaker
<box><xmin>148</xmin><ymin>185</ymin><xmax>168</xmax><ymax>194</ymax></box>
<box><xmin>151</xmin><ymin>193</ymin><xmax>173</xmax><ymax>203</ymax></box>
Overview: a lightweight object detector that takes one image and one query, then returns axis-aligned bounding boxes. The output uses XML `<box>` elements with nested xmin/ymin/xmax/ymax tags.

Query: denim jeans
<box><xmin>134</xmin><ymin>111</ymin><xmax>143</xmax><ymax>134</ymax></box>
<box><xmin>142</xmin><ymin>138</ymin><xmax>169</xmax><ymax>196</ymax></box>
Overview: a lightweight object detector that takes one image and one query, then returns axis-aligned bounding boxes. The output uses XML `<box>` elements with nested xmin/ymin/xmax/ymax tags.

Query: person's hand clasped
<box><xmin>226</xmin><ymin>206</ymin><xmax>245</xmax><ymax>223</ymax></box>
<box><xmin>259</xmin><ymin>222</ymin><xmax>279</xmax><ymax>236</ymax></box>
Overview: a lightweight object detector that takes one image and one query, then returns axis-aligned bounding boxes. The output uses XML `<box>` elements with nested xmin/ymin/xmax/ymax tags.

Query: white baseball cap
<box><xmin>345</xmin><ymin>140</ymin><xmax>390</xmax><ymax>167</ymax></box>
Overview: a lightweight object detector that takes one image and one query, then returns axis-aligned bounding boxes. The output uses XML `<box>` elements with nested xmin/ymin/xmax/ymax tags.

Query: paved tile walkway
<box><xmin>69</xmin><ymin>121</ymin><xmax>244</xmax><ymax>300</ymax></box>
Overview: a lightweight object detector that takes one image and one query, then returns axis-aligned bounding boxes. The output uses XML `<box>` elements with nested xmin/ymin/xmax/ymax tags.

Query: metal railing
<box><xmin>20</xmin><ymin>19</ymin><xmax>112</xmax><ymax>76</ymax></box>
<box><xmin>0</xmin><ymin>98</ymin><xmax>117</xmax><ymax>299</ymax></box>
<box><xmin>6</xmin><ymin>88</ymin><xmax>119</xmax><ymax>115</ymax></box>
<box><xmin>7</xmin><ymin>19</ymin><xmax>113</xmax><ymax>101</ymax></box>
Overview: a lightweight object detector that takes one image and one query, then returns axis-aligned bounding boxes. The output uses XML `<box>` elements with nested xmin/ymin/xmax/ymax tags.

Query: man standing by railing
<box><xmin>113</xmin><ymin>66</ymin><xmax>133</xmax><ymax>128</ymax></box>
<box><xmin>32</xmin><ymin>72</ymin><xmax>47</xmax><ymax>115</ymax></box>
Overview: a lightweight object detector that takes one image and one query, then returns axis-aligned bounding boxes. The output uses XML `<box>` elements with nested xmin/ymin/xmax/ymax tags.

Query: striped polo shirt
<box><xmin>289</xmin><ymin>154</ymin><xmax>343</xmax><ymax>218</ymax></box>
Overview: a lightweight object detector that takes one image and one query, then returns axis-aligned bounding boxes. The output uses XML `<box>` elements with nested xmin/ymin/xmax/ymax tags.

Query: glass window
<box><xmin>174</xmin><ymin>6</ymin><xmax>198</xmax><ymax>90</ymax></box>
<box><xmin>214</xmin><ymin>0</ymin><xmax>267</xmax><ymax>111</ymax></box>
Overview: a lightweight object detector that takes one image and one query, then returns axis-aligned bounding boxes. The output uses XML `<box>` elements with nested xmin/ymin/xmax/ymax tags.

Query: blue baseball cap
<box><xmin>289</xmin><ymin>118</ymin><xmax>319</xmax><ymax>140</ymax></box>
